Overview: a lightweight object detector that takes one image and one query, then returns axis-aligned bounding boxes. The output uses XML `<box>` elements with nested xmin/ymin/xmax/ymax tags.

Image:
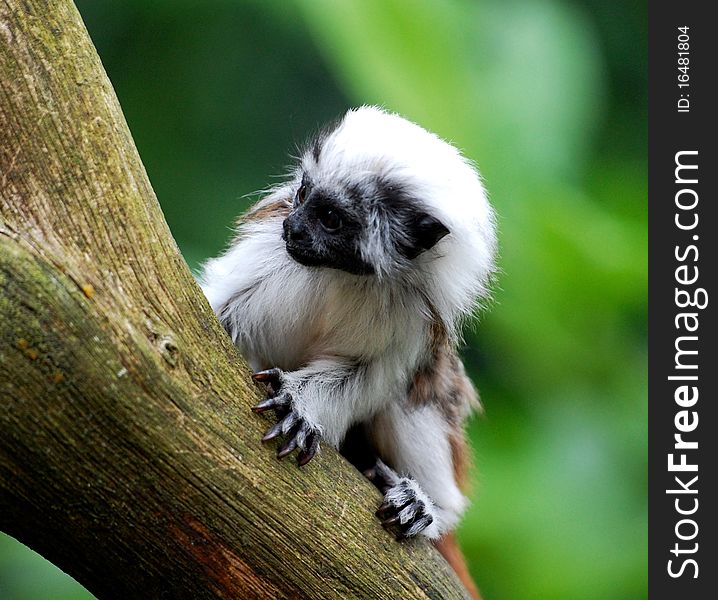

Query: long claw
<box><xmin>381</xmin><ymin>515</ymin><xmax>401</xmax><ymax>528</ymax></box>
<box><xmin>263</xmin><ymin>409</ymin><xmax>299</xmax><ymax>441</ymax></box>
<box><xmin>252</xmin><ymin>392</ymin><xmax>291</xmax><ymax>414</ymax></box>
<box><xmin>262</xmin><ymin>421</ymin><xmax>283</xmax><ymax>442</ymax></box>
<box><xmin>297</xmin><ymin>433</ymin><xmax>319</xmax><ymax>467</ymax></box>
<box><xmin>277</xmin><ymin>436</ymin><xmax>298</xmax><ymax>459</ymax></box>
<box><xmin>252</xmin><ymin>368</ymin><xmax>282</xmax><ymax>384</ymax></box>
<box><xmin>251</xmin><ymin>398</ymin><xmax>274</xmax><ymax>413</ymax></box>
<box><xmin>375</xmin><ymin>502</ymin><xmax>391</xmax><ymax>518</ymax></box>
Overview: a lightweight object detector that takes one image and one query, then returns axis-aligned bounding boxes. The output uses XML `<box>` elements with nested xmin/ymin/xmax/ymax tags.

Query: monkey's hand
<box><xmin>366</xmin><ymin>460</ymin><xmax>438</xmax><ymax>540</ymax></box>
<box><xmin>251</xmin><ymin>368</ymin><xmax>321</xmax><ymax>466</ymax></box>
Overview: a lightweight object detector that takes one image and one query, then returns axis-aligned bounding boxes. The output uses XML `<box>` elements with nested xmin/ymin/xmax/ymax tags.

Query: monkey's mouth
<box><xmin>285</xmin><ymin>241</ymin><xmax>325</xmax><ymax>267</ymax></box>
<box><xmin>285</xmin><ymin>239</ymin><xmax>376</xmax><ymax>275</ymax></box>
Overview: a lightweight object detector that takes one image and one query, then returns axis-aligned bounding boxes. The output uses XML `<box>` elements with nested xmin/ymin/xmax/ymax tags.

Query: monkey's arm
<box><xmin>253</xmin><ymin>357</ymin><xmax>391</xmax><ymax>463</ymax></box>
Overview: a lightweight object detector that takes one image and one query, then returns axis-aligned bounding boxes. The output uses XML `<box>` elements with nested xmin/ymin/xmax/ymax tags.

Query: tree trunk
<box><xmin>0</xmin><ymin>1</ymin><xmax>468</xmax><ymax>598</ymax></box>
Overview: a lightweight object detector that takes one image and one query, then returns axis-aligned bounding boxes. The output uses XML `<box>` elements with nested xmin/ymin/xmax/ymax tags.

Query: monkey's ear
<box><xmin>402</xmin><ymin>213</ymin><xmax>450</xmax><ymax>259</ymax></box>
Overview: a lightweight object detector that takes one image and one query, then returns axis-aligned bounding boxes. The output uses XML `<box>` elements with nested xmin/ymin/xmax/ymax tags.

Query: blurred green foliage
<box><xmin>1</xmin><ymin>1</ymin><xmax>646</xmax><ymax>599</ymax></box>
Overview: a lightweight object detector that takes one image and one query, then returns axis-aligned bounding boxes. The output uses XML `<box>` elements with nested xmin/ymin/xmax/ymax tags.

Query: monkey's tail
<box><xmin>433</xmin><ymin>534</ymin><xmax>482</xmax><ymax>600</ymax></box>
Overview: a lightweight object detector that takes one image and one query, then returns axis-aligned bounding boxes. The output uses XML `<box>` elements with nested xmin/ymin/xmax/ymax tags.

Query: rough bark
<box><xmin>0</xmin><ymin>1</ymin><xmax>469</xmax><ymax>598</ymax></box>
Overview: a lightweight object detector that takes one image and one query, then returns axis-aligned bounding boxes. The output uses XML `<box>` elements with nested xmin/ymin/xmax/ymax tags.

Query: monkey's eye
<box><xmin>296</xmin><ymin>185</ymin><xmax>308</xmax><ymax>205</ymax></box>
<box><xmin>318</xmin><ymin>208</ymin><xmax>342</xmax><ymax>232</ymax></box>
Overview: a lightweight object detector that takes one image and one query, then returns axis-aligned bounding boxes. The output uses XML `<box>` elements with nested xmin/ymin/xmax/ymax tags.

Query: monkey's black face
<box><xmin>283</xmin><ymin>167</ymin><xmax>451</xmax><ymax>276</ymax></box>
<box><xmin>282</xmin><ymin>183</ymin><xmax>375</xmax><ymax>275</ymax></box>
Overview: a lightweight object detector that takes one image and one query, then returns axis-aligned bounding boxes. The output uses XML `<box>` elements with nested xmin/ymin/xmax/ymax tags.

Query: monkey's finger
<box><xmin>262</xmin><ymin>410</ymin><xmax>299</xmax><ymax>442</ymax></box>
<box><xmin>251</xmin><ymin>392</ymin><xmax>291</xmax><ymax>413</ymax></box>
<box><xmin>274</xmin><ymin>406</ymin><xmax>290</xmax><ymax>421</ymax></box>
<box><xmin>276</xmin><ymin>435</ymin><xmax>299</xmax><ymax>459</ymax></box>
<box><xmin>261</xmin><ymin>421</ymin><xmax>284</xmax><ymax>442</ymax></box>
<box><xmin>399</xmin><ymin>500</ymin><xmax>424</xmax><ymax>520</ymax></box>
<box><xmin>297</xmin><ymin>433</ymin><xmax>320</xmax><ymax>467</ymax></box>
<box><xmin>295</xmin><ymin>421</ymin><xmax>312</xmax><ymax>450</ymax></box>
<box><xmin>375</xmin><ymin>502</ymin><xmax>392</xmax><ymax>518</ymax></box>
<box><xmin>385</xmin><ymin>496</ymin><xmax>414</xmax><ymax>515</ymax></box>
<box><xmin>251</xmin><ymin>398</ymin><xmax>275</xmax><ymax>413</ymax></box>
<box><xmin>252</xmin><ymin>368</ymin><xmax>283</xmax><ymax>385</ymax></box>
<box><xmin>280</xmin><ymin>411</ymin><xmax>300</xmax><ymax>434</ymax></box>
<box><xmin>380</xmin><ymin>514</ymin><xmax>401</xmax><ymax>529</ymax></box>
<box><xmin>402</xmin><ymin>513</ymin><xmax>434</xmax><ymax>539</ymax></box>
<box><xmin>296</xmin><ymin>451</ymin><xmax>313</xmax><ymax>467</ymax></box>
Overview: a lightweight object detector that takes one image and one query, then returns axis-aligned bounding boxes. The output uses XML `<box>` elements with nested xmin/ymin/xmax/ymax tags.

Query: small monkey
<box><xmin>200</xmin><ymin>106</ymin><xmax>496</xmax><ymax>597</ymax></box>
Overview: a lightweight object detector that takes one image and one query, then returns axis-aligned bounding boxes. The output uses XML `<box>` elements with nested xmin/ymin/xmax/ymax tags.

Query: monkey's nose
<box><xmin>283</xmin><ymin>218</ymin><xmax>307</xmax><ymax>243</ymax></box>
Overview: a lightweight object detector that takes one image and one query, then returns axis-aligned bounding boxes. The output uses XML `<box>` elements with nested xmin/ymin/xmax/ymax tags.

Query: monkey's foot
<box><xmin>252</xmin><ymin>369</ymin><xmax>321</xmax><ymax>466</ymax></box>
<box><xmin>369</xmin><ymin>461</ymin><xmax>437</xmax><ymax>539</ymax></box>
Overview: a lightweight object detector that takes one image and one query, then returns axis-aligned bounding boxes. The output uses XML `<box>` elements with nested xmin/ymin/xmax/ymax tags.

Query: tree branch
<box><xmin>0</xmin><ymin>1</ymin><xmax>468</xmax><ymax>598</ymax></box>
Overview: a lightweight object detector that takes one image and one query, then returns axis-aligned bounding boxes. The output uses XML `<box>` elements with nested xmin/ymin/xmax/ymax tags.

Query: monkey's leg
<box><xmin>367</xmin><ymin>403</ymin><xmax>468</xmax><ymax>540</ymax></box>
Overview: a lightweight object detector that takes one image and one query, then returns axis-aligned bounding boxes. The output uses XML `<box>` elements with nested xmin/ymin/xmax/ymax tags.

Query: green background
<box><xmin>0</xmin><ymin>1</ymin><xmax>647</xmax><ymax>598</ymax></box>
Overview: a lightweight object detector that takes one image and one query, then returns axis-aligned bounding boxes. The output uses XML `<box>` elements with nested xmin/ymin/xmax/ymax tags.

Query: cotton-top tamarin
<box><xmin>200</xmin><ymin>106</ymin><xmax>496</xmax><ymax>598</ymax></box>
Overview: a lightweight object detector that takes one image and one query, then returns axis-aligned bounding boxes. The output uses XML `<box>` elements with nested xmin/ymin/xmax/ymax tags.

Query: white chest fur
<box><xmin>200</xmin><ymin>216</ymin><xmax>429</xmax><ymax>380</ymax></box>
